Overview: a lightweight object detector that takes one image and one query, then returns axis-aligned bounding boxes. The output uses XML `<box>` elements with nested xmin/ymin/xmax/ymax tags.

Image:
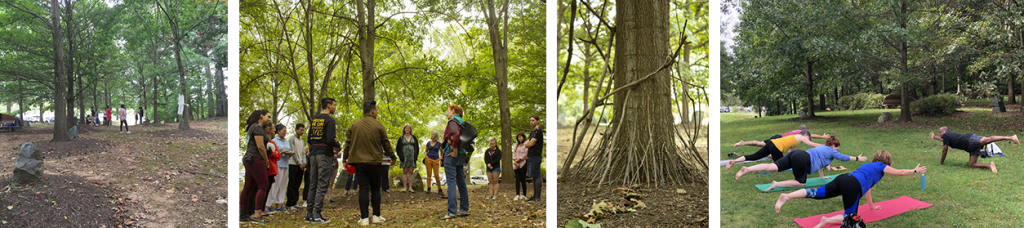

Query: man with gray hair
<box><xmin>930</xmin><ymin>126</ymin><xmax>1018</xmax><ymax>173</ymax></box>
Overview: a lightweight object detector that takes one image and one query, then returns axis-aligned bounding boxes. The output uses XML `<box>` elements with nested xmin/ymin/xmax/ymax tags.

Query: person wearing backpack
<box><xmin>442</xmin><ymin>104</ymin><xmax>473</xmax><ymax>219</ymax></box>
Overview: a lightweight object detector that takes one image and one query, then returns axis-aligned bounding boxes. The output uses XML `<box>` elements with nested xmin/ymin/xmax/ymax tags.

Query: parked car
<box><xmin>44</xmin><ymin>117</ymin><xmax>54</xmax><ymax>123</ymax></box>
<box><xmin>469</xmin><ymin>175</ymin><xmax>488</xmax><ymax>185</ymax></box>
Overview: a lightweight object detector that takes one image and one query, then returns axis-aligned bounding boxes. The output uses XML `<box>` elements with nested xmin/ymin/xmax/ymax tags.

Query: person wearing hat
<box><xmin>342</xmin><ymin>100</ymin><xmax>397</xmax><ymax>226</ymax></box>
<box><xmin>266</xmin><ymin>124</ymin><xmax>293</xmax><ymax>212</ymax></box>
<box><xmin>305</xmin><ymin>98</ymin><xmax>341</xmax><ymax>224</ymax></box>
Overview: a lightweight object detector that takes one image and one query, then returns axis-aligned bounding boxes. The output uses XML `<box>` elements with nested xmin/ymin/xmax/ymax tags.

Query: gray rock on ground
<box><xmin>878</xmin><ymin>112</ymin><xmax>894</xmax><ymax>123</ymax></box>
<box><xmin>13</xmin><ymin>142</ymin><xmax>44</xmax><ymax>184</ymax></box>
<box><xmin>69</xmin><ymin>125</ymin><xmax>78</xmax><ymax>138</ymax></box>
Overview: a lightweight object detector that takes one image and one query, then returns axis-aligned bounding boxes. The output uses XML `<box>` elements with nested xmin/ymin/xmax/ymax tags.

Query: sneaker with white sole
<box><xmin>127</xmin><ymin>131</ymin><xmax>131</xmax><ymax>134</ymax></box>
<box><xmin>357</xmin><ymin>218</ymin><xmax>370</xmax><ymax>226</ymax></box>
<box><xmin>372</xmin><ymin>215</ymin><xmax>386</xmax><ymax>224</ymax></box>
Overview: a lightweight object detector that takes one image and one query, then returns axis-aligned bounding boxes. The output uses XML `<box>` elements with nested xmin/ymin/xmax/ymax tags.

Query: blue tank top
<box><xmin>425</xmin><ymin>141</ymin><xmax>441</xmax><ymax>160</ymax></box>
<box><xmin>850</xmin><ymin>162</ymin><xmax>887</xmax><ymax>195</ymax></box>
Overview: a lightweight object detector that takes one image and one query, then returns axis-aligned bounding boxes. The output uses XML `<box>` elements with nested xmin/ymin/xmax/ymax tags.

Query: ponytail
<box><xmin>825</xmin><ymin>135</ymin><xmax>840</xmax><ymax>147</ymax></box>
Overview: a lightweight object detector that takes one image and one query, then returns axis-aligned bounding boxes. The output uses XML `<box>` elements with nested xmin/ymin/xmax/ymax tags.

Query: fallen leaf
<box><xmin>5</xmin><ymin>206</ymin><xmax>11</xmax><ymax>210</ymax></box>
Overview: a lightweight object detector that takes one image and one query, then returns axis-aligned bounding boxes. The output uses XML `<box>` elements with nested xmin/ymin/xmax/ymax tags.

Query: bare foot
<box><xmin>774</xmin><ymin>193</ymin><xmax>788</xmax><ymax>213</ymax></box>
<box><xmin>725</xmin><ymin>160</ymin><xmax>735</xmax><ymax>170</ymax></box>
<box><xmin>735</xmin><ymin>166</ymin><xmax>748</xmax><ymax>180</ymax></box>
<box><xmin>991</xmin><ymin>162</ymin><xmax>998</xmax><ymax>173</ymax></box>
<box><xmin>1012</xmin><ymin>135</ymin><xmax>1019</xmax><ymax>145</ymax></box>
<box><xmin>812</xmin><ymin>216</ymin><xmax>828</xmax><ymax>228</ymax></box>
<box><xmin>766</xmin><ymin>181</ymin><xmax>779</xmax><ymax>191</ymax></box>
<box><xmin>734</xmin><ymin>141</ymin><xmax>743</xmax><ymax>147</ymax></box>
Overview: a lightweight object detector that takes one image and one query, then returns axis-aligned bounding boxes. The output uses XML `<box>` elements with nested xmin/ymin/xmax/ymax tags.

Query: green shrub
<box><xmin>911</xmin><ymin>94</ymin><xmax>960</xmax><ymax>116</ymax></box>
<box><xmin>837</xmin><ymin>93</ymin><xmax>884</xmax><ymax>110</ymax></box>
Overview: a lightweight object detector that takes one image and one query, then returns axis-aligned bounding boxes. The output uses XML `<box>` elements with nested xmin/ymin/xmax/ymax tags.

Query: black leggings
<box><xmin>806</xmin><ymin>174</ymin><xmax>863</xmax><ymax>214</ymax></box>
<box><xmin>120</xmin><ymin>120</ymin><xmax>128</xmax><ymax>132</ymax></box>
<box><xmin>514</xmin><ymin>167</ymin><xmax>528</xmax><ymax>195</ymax></box>
<box><xmin>743</xmin><ymin>139</ymin><xmax>784</xmax><ymax>162</ymax></box>
<box><xmin>353</xmin><ymin>163</ymin><xmax>383</xmax><ymax>218</ymax></box>
<box><xmin>774</xmin><ymin>150</ymin><xmax>811</xmax><ymax>183</ymax></box>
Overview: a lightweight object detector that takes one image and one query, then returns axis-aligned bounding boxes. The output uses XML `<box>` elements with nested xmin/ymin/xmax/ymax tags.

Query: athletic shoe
<box><xmin>120</xmin><ymin>131</ymin><xmax>124</xmax><ymax>134</ymax></box>
<box><xmin>275</xmin><ymin>207</ymin><xmax>287</xmax><ymax>212</ymax></box>
<box><xmin>357</xmin><ymin>218</ymin><xmax>370</xmax><ymax>226</ymax></box>
<box><xmin>304</xmin><ymin>212</ymin><xmax>314</xmax><ymax>223</ymax></box>
<box><xmin>410</xmin><ymin>189</ymin><xmax>415</xmax><ymax>193</ymax></box>
<box><xmin>372</xmin><ymin>215</ymin><xmax>386</xmax><ymax>224</ymax></box>
<box><xmin>127</xmin><ymin>131</ymin><xmax>131</xmax><ymax>134</ymax></box>
<box><xmin>263</xmin><ymin>209</ymin><xmax>276</xmax><ymax>214</ymax></box>
<box><xmin>249</xmin><ymin>216</ymin><xmax>270</xmax><ymax>223</ymax></box>
<box><xmin>310</xmin><ymin>212</ymin><xmax>330</xmax><ymax>224</ymax></box>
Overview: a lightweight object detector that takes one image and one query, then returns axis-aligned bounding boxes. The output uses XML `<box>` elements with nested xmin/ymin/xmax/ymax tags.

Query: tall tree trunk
<box><xmin>357</xmin><ymin>0</ymin><xmax>376</xmax><ymax>102</ymax></box>
<box><xmin>51</xmin><ymin>0</ymin><xmax>70</xmax><ymax>142</ymax></box>
<box><xmin>805</xmin><ymin>59</ymin><xmax>815</xmax><ymax>117</ymax></box>
<box><xmin>1009</xmin><ymin>74</ymin><xmax>1016</xmax><ymax>104</ymax></box>
<box><xmin>64</xmin><ymin>0</ymin><xmax>76</xmax><ymax>128</ymax></box>
<box><xmin>215</xmin><ymin>63</ymin><xmax>227</xmax><ymax>117</ymax></box>
<box><xmin>602</xmin><ymin>0</ymin><xmax>687</xmax><ymax>185</ymax></box>
<box><xmin>483</xmin><ymin>0</ymin><xmax>515</xmax><ymax>183</ymax></box>
<box><xmin>897</xmin><ymin>2</ymin><xmax>913</xmax><ymax>122</ymax></box>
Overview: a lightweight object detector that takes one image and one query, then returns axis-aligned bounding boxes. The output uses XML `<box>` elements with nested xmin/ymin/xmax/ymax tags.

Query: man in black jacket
<box><xmin>305</xmin><ymin>98</ymin><xmax>340</xmax><ymax>224</ymax></box>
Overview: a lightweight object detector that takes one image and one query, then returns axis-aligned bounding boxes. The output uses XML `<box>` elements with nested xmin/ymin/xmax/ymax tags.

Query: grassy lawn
<box><xmin>719</xmin><ymin>109</ymin><xmax>1023</xmax><ymax>227</ymax></box>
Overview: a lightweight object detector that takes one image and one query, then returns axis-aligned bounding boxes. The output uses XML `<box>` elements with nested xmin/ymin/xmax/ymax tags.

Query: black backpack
<box><xmin>450</xmin><ymin>118</ymin><xmax>478</xmax><ymax>151</ymax></box>
<box><xmin>841</xmin><ymin>213</ymin><xmax>866</xmax><ymax>228</ymax></box>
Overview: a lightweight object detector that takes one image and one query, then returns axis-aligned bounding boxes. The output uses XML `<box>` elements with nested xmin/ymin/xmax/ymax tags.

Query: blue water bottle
<box><xmin>920</xmin><ymin>174</ymin><xmax>926</xmax><ymax>190</ymax></box>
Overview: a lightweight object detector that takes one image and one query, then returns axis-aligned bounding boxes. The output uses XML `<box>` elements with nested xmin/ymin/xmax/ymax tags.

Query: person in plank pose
<box><xmin>929</xmin><ymin>126</ymin><xmax>1018</xmax><ymax>173</ymax></box>
<box><xmin>735</xmin><ymin>136</ymin><xmax>868</xmax><ymax>191</ymax></box>
<box><xmin>774</xmin><ymin>150</ymin><xmax>927</xmax><ymax>228</ymax></box>
<box><xmin>724</xmin><ymin>131</ymin><xmax>821</xmax><ymax>170</ymax></box>
<box><xmin>731</xmin><ymin>125</ymin><xmax>830</xmax><ymax>148</ymax></box>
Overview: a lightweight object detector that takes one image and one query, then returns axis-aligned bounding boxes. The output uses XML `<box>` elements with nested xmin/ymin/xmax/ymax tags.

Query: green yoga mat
<box><xmin>755</xmin><ymin>174</ymin><xmax>841</xmax><ymax>193</ymax></box>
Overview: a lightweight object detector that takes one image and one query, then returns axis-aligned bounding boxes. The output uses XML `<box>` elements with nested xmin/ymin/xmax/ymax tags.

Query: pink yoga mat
<box><xmin>793</xmin><ymin>196</ymin><xmax>932</xmax><ymax>228</ymax></box>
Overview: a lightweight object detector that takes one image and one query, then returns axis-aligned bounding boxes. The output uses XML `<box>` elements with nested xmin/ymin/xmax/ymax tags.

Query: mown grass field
<box><xmin>720</xmin><ymin>108</ymin><xmax>1023</xmax><ymax>227</ymax></box>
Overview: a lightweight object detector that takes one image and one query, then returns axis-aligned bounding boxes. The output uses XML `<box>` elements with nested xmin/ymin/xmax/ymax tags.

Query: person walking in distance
<box><xmin>285</xmin><ymin>123</ymin><xmax>307</xmax><ymax>210</ymax></box>
<box><xmin>118</xmin><ymin>105</ymin><xmax>130</xmax><ymax>134</ymax></box>
<box><xmin>105</xmin><ymin>106</ymin><xmax>112</xmax><ymax>127</ymax></box>
<box><xmin>305</xmin><ymin>98</ymin><xmax>341</xmax><ymax>224</ymax></box>
<box><xmin>525</xmin><ymin>115</ymin><xmax>544</xmax><ymax>202</ymax></box>
<box><xmin>342</xmin><ymin>100</ymin><xmax>397</xmax><ymax>226</ymax></box>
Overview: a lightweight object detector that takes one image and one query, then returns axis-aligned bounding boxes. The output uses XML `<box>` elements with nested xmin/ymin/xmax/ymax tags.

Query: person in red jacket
<box><xmin>263</xmin><ymin>123</ymin><xmax>282</xmax><ymax>215</ymax></box>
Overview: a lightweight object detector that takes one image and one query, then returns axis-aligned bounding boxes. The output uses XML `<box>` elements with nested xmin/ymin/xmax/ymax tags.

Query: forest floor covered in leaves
<box><xmin>0</xmin><ymin>118</ymin><xmax>228</xmax><ymax>227</ymax></box>
<box><xmin>555</xmin><ymin>124</ymin><xmax>710</xmax><ymax>227</ymax></box>
<box><xmin>240</xmin><ymin>183</ymin><xmax>547</xmax><ymax>227</ymax></box>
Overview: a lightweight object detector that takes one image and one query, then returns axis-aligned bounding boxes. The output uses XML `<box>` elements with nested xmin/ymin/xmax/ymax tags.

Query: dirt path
<box><xmin>0</xmin><ymin>118</ymin><xmax>228</xmax><ymax>227</ymax></box>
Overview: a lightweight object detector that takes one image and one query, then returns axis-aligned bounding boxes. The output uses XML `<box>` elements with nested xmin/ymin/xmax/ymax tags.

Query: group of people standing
<box><xmin>86</xmin><ymin>105</ymin><xmax>141</xmax><ymax>133</ymax></box>
<box><xmin>725</xmin><ymin>125</ymin><xmax>1018</xmax><ymax>228</ymax></box>
<box><xmin>240</xmin><ymin>99</ymin><xmax>546</xmax><ymax>225</ymax></box>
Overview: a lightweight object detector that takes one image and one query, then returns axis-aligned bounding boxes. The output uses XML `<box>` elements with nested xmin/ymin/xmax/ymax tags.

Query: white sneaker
<box><xmin>127</xmin><ymin>131</ymin><xmax>131</xmax><ymax>134</ymax></box>
<box><xmin>513</xmin><ymin>195</ymin><xmax>520</xmax><ymax>201</ymax></box>
<box><xmin>357</xmin><ymin>218</ymin><xmax>370</xmax><ymax>226</ymax></box>
<box><xmin>120</xmin><ymin>131</ymin><xmax>124</xmax><ymax>133</ymax></box>
<box><xmin>371</xmin><ymin>215</ymin><xmax>386</xmax><ymax>224</ymax></box>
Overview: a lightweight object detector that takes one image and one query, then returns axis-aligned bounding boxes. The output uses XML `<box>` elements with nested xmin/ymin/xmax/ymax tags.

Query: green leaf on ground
<box><xmin>566</xmin><ymin>219</ymin><xmax>601</xmax><ymax>228</ymax></box>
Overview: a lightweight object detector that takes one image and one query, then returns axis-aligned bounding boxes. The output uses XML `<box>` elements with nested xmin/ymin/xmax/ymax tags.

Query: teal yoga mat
<box><xmin>755</xmin><ymin>174</ymin><xmax>840</xmax><ymax>193</ymax></box>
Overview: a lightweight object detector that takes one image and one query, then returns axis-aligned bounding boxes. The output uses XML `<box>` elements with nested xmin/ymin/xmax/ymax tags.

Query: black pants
<box><xmin>743</xmin><ymin>139</ymin><xmax>784</xmax><ymax>162</ymax></box>
<box><xmin>774</xmin><ymin>150</ymin><xmax>811</xmax><ymax>183</ymax></box>
<box><xmin>807</xmin><ymin>174</ymin><xmax>863</xmax><ymax>214</ymax></box>
<box><xmin>514</xmin><ymin>167</ymin><xmax>528</xmax><ymax>195</ymax></box>
<box><xmin>380</xmin><ymin>165</ymin><xmax>390</xmax><ymax>191</ymax></box>
<box><xmin>302</xmin><ymin>165</ymin><xmax>310</xmax><ymax>201</ymax></box>
<box><xmin>119</xmin><ymin>120</ymin><xmax>128</xmax><ymax>132</ymax></box>
<box><xmin>354</xmin><ymin>163</ymin><xmax>383</xmax><ymax>218</ymax></box>
<box><xmin>285</xmin><ymin>164</ymin><xmax>305</xmax><ymax>207</ymax></box>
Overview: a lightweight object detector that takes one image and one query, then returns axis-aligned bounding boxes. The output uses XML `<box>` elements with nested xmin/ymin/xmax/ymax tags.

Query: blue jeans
<box><xmin>345</xmin><ymin>173</ymin><xmax>358</xmax><ymax>191</ymax></box>
<box><xmin>443</xmin><ymin>153</ymin><xmax>469</xmax><ymax>215</ymax></box>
